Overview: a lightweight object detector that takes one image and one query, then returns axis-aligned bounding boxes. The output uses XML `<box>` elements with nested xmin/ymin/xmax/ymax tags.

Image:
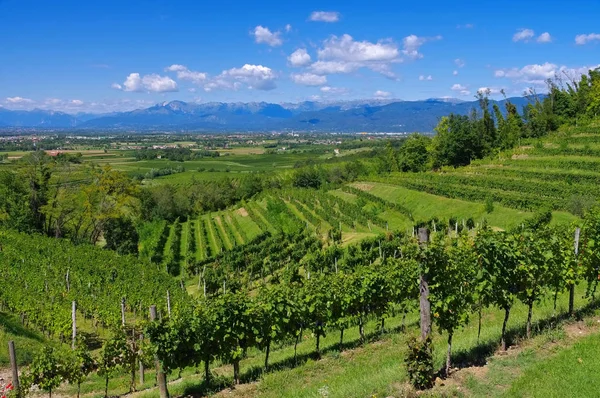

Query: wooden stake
<box><xmin>166</xmin><ymin>291</ymin><xmax>171</xmax><ymax>317</ymax></box>
<box><xmin>121</xmin><ymin>298</ymin><xmax>126</xmax><ymax>327</ymax></box>
<box><xmin>9</xmin><ymin>341</ymin><xmax>20</xmax><ymax>395</ymax></box>
<box><xmin>150</xmin><ymin>306</ymin><xmax>168</xmax><ymax>398</ymax></box>
<box><xmin>418</xmin><ymin>228</ymin><xmax>431</xmax><ymax>340</ymax></box>
<box><xmin>570</xmin><ymin>227</ymin><xmax>581</xmax><ymax>316</ymax></box>
<box><xmin>139</xmin><ymin>334</ymin><xmax>145</xmax><ymax>386</ymax></box>
<box><xmin>71</xmin><ymin>301</ymin><xmax>76</xmax><ymax>349</ymax></box>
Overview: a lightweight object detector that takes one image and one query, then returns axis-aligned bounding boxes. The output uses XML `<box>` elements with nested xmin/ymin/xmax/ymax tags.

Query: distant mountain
<box><xmin>0</xmin><ymin>97</ymin><xmax>534</xmax><ymax>132</ymax></box>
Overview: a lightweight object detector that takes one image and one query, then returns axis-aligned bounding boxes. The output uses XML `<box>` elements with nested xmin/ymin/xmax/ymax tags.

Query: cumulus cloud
<box><xmin>165</xmin><ymin>64</ymin><xmax>207</xmax><ymax>84</ymax></box>
<box><xmin>115</xmin><ymin>73</ymin><xmax>178</xmax><ymax>93</ymax></box>
<box><xmin>318</xmin><ymin>34</ymin><xmax>399</xmax><ymax>62</ymax></box>
<box><xmin>494</xmin><ymin>62</ymin><xmax>600</xmax><ymax>85</ymax></box>
<box><xmin>320</xmin><ymin>86</ymin><xmax>349</xmax><ymax>95</ymax></box>
<box><xmin>575</xmin><ymin>33</ymin><xmax>600</xmax><ymax>45</ymax></box>
<box><xmin>309</xmin><ymin>11</ymin><xmax>340</xmax><ymax>22</ymax></box>
<box><xmin>419</xmin><ymin>75</ymin><xmax>433</xmax><ymax>81</ymax></box>
<box><xmin>252</xmin><ymin>25</ymin><xmax>282</xmax><ymax>47</ymax></box>
<box><xmin>537</xmin><ymin>32</ymin><xmax>552</xmax><ymax>43</ymax></box>
<box><xmin>402</xmin><ymin>34</ymin><xmax>442</xmax><ymax>60</ymax></box>
<box><xmin>6</xmin><ymin>96</ymin><xmax>34</xmax><ymax>104</ymax></box>
<box><xmin>309</xmin><ymin>60</ymin><xmax>360</xmax><ymax>75</ymax></box>
<box><xmin>285</xmin><ymin>24</ymin><xmax>292</xmax><ymax>32</ymax></box>
<box><xmin>453</xmin><ymin>70</ymin><xmax>459</xmax><ymax>76</ymax></box>
<box><xmin>290</xmin><ymin>73</ymin><xmax>327</xmax><ymax>86</ymax></box>
<box><xmin>70</xmin><ymin>99</ymin><xmax>84</xmax><ymax>106</ymax></box>
<box><xmin>455</xmin><ymin>58</ymin><xmax>465</xmax><ymax>68</ymax></box>
<box><xmin>205</xmin><ymin>64</ymin><xmax>277</xmax><ymax>91</ymax></box>
<box><xmin>373</xmin><ymin>90</ymin><xmax>392</xmax><ymax>99</ymax></box>
<box><xmin>513</xmin><ymin>28</ymin><xmax>535</xmax><ymax>42</ymax></box>
<box><xmin>309</xmin><ymin>34</ymin><xmax>404</xmax><ymax>78</ymax></box>
<box><xmin>288</xmin><ymin>49</ymin><xmax>312</xmax><ymax>67</ymax></box>
<box><xmin>451</xmin><ymin>83</ymin><xmax>471</xmax><ymax>96</ymax></box>
<box><xmin>477</xmin><ymin>87</ymin><xmax>503</xmax><ymax>95</ymax></box>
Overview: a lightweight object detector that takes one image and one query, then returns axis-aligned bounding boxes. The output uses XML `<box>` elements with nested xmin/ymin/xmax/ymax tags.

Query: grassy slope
<box><xmin>352</xmin><ymin>182</ymin><xmax>576</xmax><ymax>230</ymax></box>
<box><xmin>0</xmin><ymin>313</ymin><xmax>47</xmax><ymax>365</ymax></box>
<box><xmin>231</xmin><ymin>210</ymin><xmax>262</xmax><ymax>241</ymax></box>
<box><xmin>504</xmin><ymin>331</ymin><xmax>600</xmax><ymax>397</ymax></box>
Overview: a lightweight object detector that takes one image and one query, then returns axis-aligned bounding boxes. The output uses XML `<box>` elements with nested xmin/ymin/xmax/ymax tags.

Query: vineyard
<box><xmin>4</xmin><ymin>126</ymin><xmax>600</xmax><ymax>397</ymax></box>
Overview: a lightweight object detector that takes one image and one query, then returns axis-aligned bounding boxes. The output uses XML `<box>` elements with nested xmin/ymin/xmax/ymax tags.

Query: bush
<box><xmin>405</xmin><ymin>336</ymin><xmax>434</xmax><ymax>390</ymax></box>
<box><xmin>568</xmin><ymin>195</ymin><xmax>596</xmax><ymax>217</ymax></box>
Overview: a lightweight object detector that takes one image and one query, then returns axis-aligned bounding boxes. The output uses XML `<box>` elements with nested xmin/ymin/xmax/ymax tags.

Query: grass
<box><xmin>0</xmin><ymin>312</ymin><xmax>47</xmax><ymax>365</ymax></box>
<box><xmin>352</xmin><ymin>182</ymin><xmax>577</xmax><ymax>230</ymax></box>
<box><xmin>503</xmin><ymin>330</ymin><xmax>600</xmax><ymax>397</ymax></box>
<box><xmin>231</xmin><ymin>209</ymin><xmax>263</xmax><ymax>241</ymax></box>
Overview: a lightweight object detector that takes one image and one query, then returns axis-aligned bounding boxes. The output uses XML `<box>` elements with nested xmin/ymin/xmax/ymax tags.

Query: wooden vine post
<box><xmin>418</xmin><ymin>228</ymin><xmax>431</xmax><ymax>340</ymax></box>
<box><xmin>150</xmin><ymin>305</ymin><xmax>169</xmax><ymax>398</ymax></box>
<box><xmin>71</xmin><ymin>300</ymin><xmax>77</xmax><ymax>349</ymax></box>
<box><xmin>138</xmin><ymin>333</ymin><xmax>145</xmax><ymax>385</ymax></box>
<box><xmin>570</xmin><ymin>227</ymin><xmax>581</xmax><ymax>316</ymax></box>
<box><xmin>121</xmin><ymin>298</ymin><xmax>126</xmax><ymax>327</ymax></box>
<box><xmin>9</xmin><ymin>341</ymin><xmax>20</xmax><ymax>397</ymax></box>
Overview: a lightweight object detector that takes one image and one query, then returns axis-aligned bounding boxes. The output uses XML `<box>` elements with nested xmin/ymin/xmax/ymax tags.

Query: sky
<box><xmin>1</xmin><ymin>0</ymin><xmax>599</xmax><ymax>114</ymax></box>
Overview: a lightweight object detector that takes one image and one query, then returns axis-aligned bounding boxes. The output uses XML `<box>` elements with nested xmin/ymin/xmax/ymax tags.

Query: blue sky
<box><xmin>1</xmin><ymin>0</ymin><xmax>599</xmax><ymax>113</ymax></box>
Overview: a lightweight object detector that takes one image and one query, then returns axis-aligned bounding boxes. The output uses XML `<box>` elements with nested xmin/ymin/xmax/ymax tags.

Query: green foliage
<box><xmin>23</xmin><ymin>346</ymin><xmax>66</xmax><ymax>397</ymax></box>
<box><xmin>104</xmin><ymin>217</ymin><xmax>139</xmax><ymax>255</ymax></box>
<box><xmin>405</xmin><ymin>336</ymin><xmax>434</xmax><ymax>390</ymax></box>
<box><xmin>397</xmin><ymin>134</ymin><xmax>431</xmax><ymax>172</ymax></box>
<box><xmin>485</xmin><ymin>196</ymin><xmax>494</xmax><ymax>214</ymax></box>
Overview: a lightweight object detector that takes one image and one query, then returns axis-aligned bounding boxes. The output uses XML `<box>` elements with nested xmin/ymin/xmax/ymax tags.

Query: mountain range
<box><xmin>0</xmin><ymin>97</ymin><xmax>532</xmax><ymax>133</ymax></box>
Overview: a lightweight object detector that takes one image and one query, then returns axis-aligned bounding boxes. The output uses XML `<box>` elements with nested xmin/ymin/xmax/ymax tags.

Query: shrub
<box><xmin>405</xmin><ymin>336</ymin><xmax>434</xmax><ymax>390</ymax></box>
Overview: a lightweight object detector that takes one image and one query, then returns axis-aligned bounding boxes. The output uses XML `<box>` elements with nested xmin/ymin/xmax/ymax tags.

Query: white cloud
<box><xmin>288</xmin><ymin>48</ymin><xmax>312</xmax><ymax>67</ymax></box>
<box><xmin>477</xmin><ymin>87</ymin><xmax>503</xmax><ymax>95</ymax></box>
<box><xmin>252</xmin><ymin>25</ymin><xmax>282</xmax><ymax>47</ymax></box>
<box><xmin>402</xmin><ymin>34</ymin><xmax>442</xmax><ymax>60</ymax></box>
<box><xmin>165</xmin><ymin>64</ymin><xmax>207</xmax><ymax>84</ymax></box>
<box><xmin>419</xmin><ymin>75</ymin><xmax>433</xmax><ymax>81</ymax></box>
<box><xmin>457</xmin><ymin>23</ymin><xmax>474</xmax><ymax>29</ymax></box>
<box><xmin>537</xmin><ymin>32</ymin><xmax>552</xmax><ymax>43</ymax></box>
<box><xmin>451</xmin><ymin>83</ymin><xmax>471</xmax><ymax>96</ymax></box>
<box><xmin>575</xmin><ymin>33</ymin><xmax>600</xmax><ymax>45</ymax></box>
<box><xmin>513</xmin><ymin>28</ymin><xmax>535</xmax><ymax>42</ymax></box>
<box><xmin>318</xmin><ymin>34</ymin><xmax>399</xmax><ymax>62</ymax></box>
<box><xmin>285</xmin><ymin>24</ymin><xmax>292</xmax><ymax>32</ymax></box>
<box><xmin>453</xmin><ymin>70</ymin><xmax>459</xmax><ymax>76</ymax></box>
<box><xmin>115</xmin><ymin>73</ymin><xmax>178</xmax><ymax>93</ymax></box>
<box><xmin>309</xmin><ymin>11</ymin><xmax>340</xmax><ymax>22</ymax></box>
<box><xmin>373</xmin><ymin>90</ymin><xmax>391</xmax><ymax>99</ymax></box>
<box><xmin>290</xmin><ymin>73</ymin><xmax>327</xmax><ymax>86</ymax></box>
<box><xmin>494</xmin><ymin>62</ymin><xmax>600</xmax><ymax>85</ymax></box>
<box><xmin>455</xmin><ymin>58</ymin><xmax>465</xmax><ymax>68</ymax></box>
<box><xmin>6</xmin><ymin>96</ymin><xmax>34</xmax><ymax>104</ymax></box>
<box><xmin>320</xmin><ymin>86</ymin><xmax>349</xmax><ymax>95</ymax></box>
<box><xmin>206</xmin><ymin>64</ymin><xmax>277</xmax><ymax>91</ymax></box>
<box><xmin>310</xmin><ymin>60</ymin><xmax>360</xmax><ymax>75</ymax></box>
<box><xmin>311</xmin><ymin>34</ymin><xmax>405</xmax><ymax>78</ymax></box>
<box><xmin>70</xmin><ymin>99</ymin><xmax>84</xmax><ymax>106</ymax></box>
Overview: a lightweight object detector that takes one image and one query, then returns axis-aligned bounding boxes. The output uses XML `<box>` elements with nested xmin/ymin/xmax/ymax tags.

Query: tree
<box><xmin>104</xmin><ymin>217</ymin><xmax>139</xmax><ymax>255</ymax></box>
<box><xmin>397</xmin><ymin>134</ymin><xmax>431</xmax><ymax>172</ymax></box>
<box><xmin>431</xmin><ymin>114</ymin><xmax>481</xmax><ymax>168</ymax></box>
